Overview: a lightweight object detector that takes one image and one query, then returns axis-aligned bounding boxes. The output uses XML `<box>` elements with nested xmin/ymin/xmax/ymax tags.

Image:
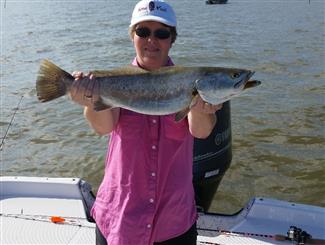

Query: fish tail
<box><xmin>36</xmin><ymin>59</ymin><xmax>74</xmax><ymax>102</ymax></box>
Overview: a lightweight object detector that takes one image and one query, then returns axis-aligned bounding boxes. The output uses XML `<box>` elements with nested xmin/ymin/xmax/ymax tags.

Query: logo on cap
<box><xmin>149</xmin><ymin>1</ymin><xmax>155</xmax><ymax>11</ymax></box>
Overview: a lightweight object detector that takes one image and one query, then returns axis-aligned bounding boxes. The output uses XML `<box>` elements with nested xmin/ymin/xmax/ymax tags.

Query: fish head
<box><xmin>195</xmin><ymin>67</ymin><xmax>260</xmax><ymax>104</ymax></box>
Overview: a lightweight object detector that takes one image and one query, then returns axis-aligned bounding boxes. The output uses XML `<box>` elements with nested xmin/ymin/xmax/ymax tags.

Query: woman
<box><xmin>70</xmin><ymin>0</ymin><xmax>221</xmax><ymax>244</ymax></box>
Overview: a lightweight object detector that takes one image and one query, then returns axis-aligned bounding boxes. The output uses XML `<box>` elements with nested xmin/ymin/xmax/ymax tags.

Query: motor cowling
<box><xmin>193</xmin><ymin>101</ymin><xmax>232</xmax><ymax>211</ymax></box>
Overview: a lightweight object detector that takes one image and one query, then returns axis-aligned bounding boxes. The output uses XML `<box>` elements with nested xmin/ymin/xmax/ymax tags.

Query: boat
<box><xmin>1</xmin><ymin>176</ymin><xmax>324</xmax><ymax>245</ymax></box>
<box><xmin>206</xmin><ymin>0</ymin><xmax>228</xmax><ymax>5</ymax></box>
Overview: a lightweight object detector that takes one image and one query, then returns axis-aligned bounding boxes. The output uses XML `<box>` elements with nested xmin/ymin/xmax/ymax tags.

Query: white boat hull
<box><xmin>1</xmin><ymin>176</ymin><xmax>324</xmax><ymax>245</ymax></box>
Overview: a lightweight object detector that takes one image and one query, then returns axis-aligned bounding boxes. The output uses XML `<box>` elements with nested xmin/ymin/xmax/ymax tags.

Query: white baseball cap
<box><xmin>130</xmin><ymin>0</ymin><xmax>177</xmax><ymax>27</ymax></box>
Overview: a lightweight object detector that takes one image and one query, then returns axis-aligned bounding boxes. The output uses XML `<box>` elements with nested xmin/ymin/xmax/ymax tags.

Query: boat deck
<box><xmin>1</xmin><ymin>176</ymin><xmax>324</xmax><ymax>245</ymax></box>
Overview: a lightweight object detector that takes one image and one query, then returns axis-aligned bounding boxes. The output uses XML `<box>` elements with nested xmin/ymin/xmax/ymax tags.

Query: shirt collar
<box><xmin>131</xmin><ymin>57</ymin><xmax>174</xmax><ymax>68</ymax></box>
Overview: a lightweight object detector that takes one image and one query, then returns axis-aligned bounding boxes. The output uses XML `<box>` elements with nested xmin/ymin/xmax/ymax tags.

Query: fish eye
<box><xmin>232</xmin><ymin>72</ymin><xmax>241</xmax><ymax>79</ymax></box>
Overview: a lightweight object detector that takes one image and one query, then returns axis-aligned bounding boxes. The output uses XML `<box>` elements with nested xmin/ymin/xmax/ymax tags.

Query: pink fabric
<box><xmin>91</xmin><ymin>57</ymin><xmax>197</xmax><ymax>245</ymax></box>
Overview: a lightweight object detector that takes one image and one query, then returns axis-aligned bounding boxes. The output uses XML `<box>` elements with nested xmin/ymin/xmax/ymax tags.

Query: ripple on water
<box><xmin>30</xmin><ymin>137</ymin><xmax>60</xmax><ymax>144</ymax></box>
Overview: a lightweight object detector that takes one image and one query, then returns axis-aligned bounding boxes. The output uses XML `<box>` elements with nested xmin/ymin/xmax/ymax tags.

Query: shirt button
<box><xmin>152</xmin><ymin>145</ymin><xmax>156</xmax><ymax>150</ymax></box>
<box><xmin>151</xmin><ymin>172</ymin><xmax>156</xmax><ymax>177</ymax></box>
<box><xmin>149</xmin><ymin>198</ymin><xmax>154</xmax><ymax>203</ymax></box>
<box><xmin>147</xmin><ymin>224</ymin><xmax>151</xmax><ymax>229</ymax></box>
<box><xmin>152</xmin><ymin>119</ymin><xmax>157</xmax><ymax>124</ymax></box>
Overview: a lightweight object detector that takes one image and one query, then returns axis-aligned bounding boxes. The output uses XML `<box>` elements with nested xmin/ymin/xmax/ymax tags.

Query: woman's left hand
<box><xmin>188</xmin><ymin>96</ymin><xmax>222</xmax><ymax>138</ymax></box>
<box><xmin>190</xmin><ymin>96</ymin><xmax>222</xmax><ymax>114</ymax></box>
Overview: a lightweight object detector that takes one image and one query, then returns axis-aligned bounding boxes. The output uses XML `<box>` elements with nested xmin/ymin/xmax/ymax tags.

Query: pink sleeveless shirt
<box><xmin>91</xmin><ymin>58</ymin><xmax>197</xmax><ymax>245</ymax></box>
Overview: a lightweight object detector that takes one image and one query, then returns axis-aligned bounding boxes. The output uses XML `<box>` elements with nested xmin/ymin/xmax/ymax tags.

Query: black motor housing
<box><xmin>192</xmin><ymin>101</ymin><xmax>232</xmax><ymax>211</ymax></box>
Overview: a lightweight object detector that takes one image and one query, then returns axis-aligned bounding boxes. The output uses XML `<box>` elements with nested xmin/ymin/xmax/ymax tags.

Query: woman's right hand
<box><xmin>69</xmin><ymin>71</ymin><xmax>119</xmax><ymax>135</ymax></box>
<box><xmin>69</xmin><ymin>71</ymin><xmax>99</xmax><ymax>108</ymax></box>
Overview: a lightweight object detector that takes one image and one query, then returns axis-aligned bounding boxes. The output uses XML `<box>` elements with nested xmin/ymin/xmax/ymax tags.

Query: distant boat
<box><xmin>206</xmin><ymin>0</ymin><xmax>228</xmax><ymax>4</ymax></box>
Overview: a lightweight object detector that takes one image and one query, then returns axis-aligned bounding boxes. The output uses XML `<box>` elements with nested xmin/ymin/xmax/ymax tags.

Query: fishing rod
<box><xmin>0</xmin><ymin>213</ymin><xmax>94</xmax><ymax>228</ymax></box>
<box><xmin>0</xmin><ymin>95</ymin><xmax>24</xmax><ymax>151</ymax></box>
<box><xmin>197</xmin><ymin>226</ymin><xmax>325</xmax><ymax>245</ymax></box>
<box><xmin>198</xmin><ymin>227</ymin><xmax>274</xmax><ymax>239</ymax></box>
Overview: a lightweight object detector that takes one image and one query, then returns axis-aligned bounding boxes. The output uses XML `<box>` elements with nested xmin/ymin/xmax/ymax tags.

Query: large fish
<box><xmin>36</xmin><ymin>60</ymin><xmax>261</xmax><ymax>121</ymax></box>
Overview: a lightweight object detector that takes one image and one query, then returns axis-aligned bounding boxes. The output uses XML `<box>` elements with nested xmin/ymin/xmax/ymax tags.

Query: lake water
<box><xmin>1</xmin><ymin>0</ymin><xmax>324</xmax><ymax>213</ymax></box>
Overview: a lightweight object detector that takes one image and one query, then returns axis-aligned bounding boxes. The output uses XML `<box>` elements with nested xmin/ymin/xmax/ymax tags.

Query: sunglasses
<box><xmin>135</xmin><ymin>27</ymin><xmax>171</xmax><ymax>40</ymax></box>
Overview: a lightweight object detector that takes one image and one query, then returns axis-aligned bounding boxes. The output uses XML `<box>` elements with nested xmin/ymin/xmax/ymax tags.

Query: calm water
<box><xmin>1</xmin><ymin>0</ymin><xmax>324</xmax><ymax>213</ymax></box>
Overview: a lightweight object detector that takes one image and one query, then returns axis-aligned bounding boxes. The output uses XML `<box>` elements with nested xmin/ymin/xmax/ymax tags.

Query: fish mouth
<box><xmin>234</xmin><ymin>71</ymin><xmax>255</xmax><ymax>89</ymax></box>
<box><xmin>244</xmin><ymin>79</ymin><xmax>261</xmax><ymax>89</ymax></box>
<box><xmin>242</xmin><ymin>71</ymin><xmax>261</xmax><ymax>89</ymax></box>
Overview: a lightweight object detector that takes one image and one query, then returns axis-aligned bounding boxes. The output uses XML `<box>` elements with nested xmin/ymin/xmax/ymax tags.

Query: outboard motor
<box><xmin>193</xmin><ymin>101</ymin><xmax>232</xmax><ymax>211</ymax></box>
